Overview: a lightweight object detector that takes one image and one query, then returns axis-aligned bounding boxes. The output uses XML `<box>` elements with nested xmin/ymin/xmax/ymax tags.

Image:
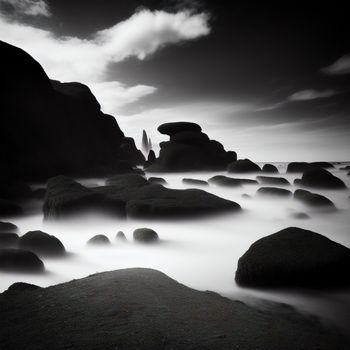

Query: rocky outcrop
<box><xmin>116</xmin><ymin>231</ymin><xmax>127</xmax><ymax>241</ymax></box>
<box><xmin>294</xmin><ymin>168</ymin><xmax>346</xmax><ymax>189</ymax></box>
<box><xmin>235</xmin><ymin>227</ymin><xmax>350</xmax><ymax>287</ymax></box>
<box><xmin>0</xmin><ymin>40</ymin><xmax>143</xmax><ymax>181</ymax></box>
<box><xmin>0</xmin><ymin>268</ymin><xmax>348</xmax><ymax>350</ymax></box>
<box><xmin>145</xmin><ymin>122</ymin><xmax>237</xmax><ymax>172</ymax></box>
<box><xmin>227</xmin><ymin>159</ymin><xmax>261</xmax><ymax>173</ymax></box>
<box><xmin>0</xmin><ymin>248</ymin><xmax>44</xmax><ymax>272</ymax></box>
<box><xmin>133</xmin><ymin>228</ymin><xmax>159</xmax><ymax>243</ymax></box>
<box><xmin>18</xmin><ymin>230</ymin><xmax>66</xmax><ymax>257</ymax></box>
<box><xmin>148</xmin><ymin>177</ymin><xmax>167</xmax><ymax>185</ymax></box>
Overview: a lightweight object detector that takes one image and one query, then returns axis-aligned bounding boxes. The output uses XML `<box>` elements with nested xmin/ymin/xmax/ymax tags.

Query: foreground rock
<box><xmin>227</xmin><ymin>159</ymin><xmax>261</xmax><ymax>173</ymax></box>
<box><xmin>262</xmin><ymin>164</ymin><xmax>278</xmax><ymax>173</ymax></box>
<box><xmin>0</xmin><ymin>268</ymin><xmax>348</xmax><ymax>350</ymax></box>
<box><xmin>19</xmin><ymin>231</ymin><xmax>66</xmax><ymax>256</ymax></box>
<box><xmin>87</xmin><ymin>235</ymin><xmax>111</xmax><ymax>246</ymax></box>
<box><xmin>145</xmin><ymin>122</ymin><xmax>237</xmax><ymax>172</ymax></box>
<box><xmin>294</xmin><ymin>189</ymin><xmax>335</xmax><ymax>208</ymax></box>
<box><xmin>294</xmin><ymin>168</ymin><xmax>346</xmax><ymax>189</ymax></box>
<box><xmin>256</xmin><ymin>176</ymin><xmax>290</xmax><ymax>186</ymax></box>
<box><xmin>133</xmin><ymin>228</ymin><xmax>159</xmax><ymax>243</ymax></box>
<box><xmin>256</xmin><ymin>187</ymin><xmax>292</xmax><ymax>197</ymax></box>
<box><xmin>0</xmin><ymin>248</ymin><xmax>44</xmax><ymax>272</ymax></box>
<box><xmin>235</xmin><ymin>227</ymin><xmax>350</xmax><ymax>287</ymax></box>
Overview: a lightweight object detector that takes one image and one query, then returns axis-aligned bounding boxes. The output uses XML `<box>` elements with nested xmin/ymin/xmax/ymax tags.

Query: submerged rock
<box><xmin>256</xmin><ymin>187</ymin><xmax>292</xmax><ymax>197</ymax></box>
<box><xmin>0</xmin><ymin>248</ymin><xmax>44</xmax><ymax>272</ymax></box>
<box><xmin>209</xmin><ymin>175</ymin><xmax>257</xmax><ymax>187</ymax></box>
<box><xmin>295</xmin><ymin>168</ymin><xmax>346</xmax><ymax>189</ymax></box>
<box><xmin>19</xmin><ymin>231</ymin><xmax>66</xmax><ymax>257</ymax></box>
<box><xmin>235</xmin><ymin>227</ymin><xmax>350</xmax><ymax>287</ymax></box>
<box><xmin>262</xmin><ymin>164</ymin><xmax>279</xmax><ymax>173</ymax></box>
<box><xmin>227</xmin><ymin>159</ymin><xmax>261</xmax><ymax>173</ymax></box>
<box><xmin>182</xmin><ymin>178</ymin><xmax>208</xmax><ymax>186</ymax></box>
<box><xmin>133</xmin><ymin>228</ymin><xmax>159</xmax><ymax>243</ymax></box>
<box><xmin>256</xmin><ymin>176</ymin><xmax>290</xmax><ymax>186</ymax></box>
<box><xmin>294</xmin><ymin>189</ymin><xmax>335</xmax><ymax>208</ymax></box>
<box><xmin>87</xmin><ymin>235</ymin><xmax>111</xmax><ymax>246</ymax></box>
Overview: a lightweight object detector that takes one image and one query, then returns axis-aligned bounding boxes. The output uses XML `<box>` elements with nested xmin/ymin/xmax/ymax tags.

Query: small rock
<box><xmin>262</xmin><ymin>164</ymin><xmax>279</xmax><ymax>173</ymax></box>
<box><xmin>87</xmin><ymin>235</ymin><xmax>111</xmax><ymax>245</ymax></box>
<box><xmin>116</xmin><ymin>231</ymin><xmax>127</xmax><ymax>241</ymax></box>
<box><xmin>133</xmin><ymin>228</ymin><xmax>159</xmax><ymax>243</ymax></box>
<box><xmin>256</xmin><ymin>187</ymin><xmax>292</xmax><ymax>197</ymax></box>
<box><xmin>182</xmin><ymin>178</ymin><xmax>208</xmax><ymax>186</ymax></box>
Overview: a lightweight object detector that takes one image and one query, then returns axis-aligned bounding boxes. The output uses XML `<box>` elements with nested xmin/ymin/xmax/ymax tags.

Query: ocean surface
<box><xmin>2</xmin><ymin>162</ymin><xmax>350</xmax><ymax>336</ymax></box>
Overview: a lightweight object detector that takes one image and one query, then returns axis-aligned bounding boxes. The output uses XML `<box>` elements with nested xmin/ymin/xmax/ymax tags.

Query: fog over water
<box><xmin>2</xmin><ymin>163</ymin><xmax>350</xmax><ymax>335</ymax></box>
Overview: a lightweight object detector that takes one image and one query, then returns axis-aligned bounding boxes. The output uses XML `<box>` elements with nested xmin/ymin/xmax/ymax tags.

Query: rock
<box><xmin>208</xmin><ymin>175</ymin><xmax>241</xmax><ymax>187</ymax></box>
<box><xmin>262</xmin><ymin>164</ymin><xmax>279</xmax><ymax>173</ymax></box>
<box><xmin>0</xmin><ymin>248</ymin><xmax>44</xmax><ymax>272</ymax></box>
<box><xmin>0</xmin><ymin>40</ymin><xmax>143</xmax><ymax>181</ymax></box>
<box><xmin>256</xmin><ymin>187</ymin><xmax>292</xmax><ymax>197</ymax></box>
<box><xmin>256</xmin><ymin>176</ymin><xmax>290</xmax><ymax>186</ymax></box>
<box><xmin>102</xmin><ymin>174</ymin><xmax>241</xmax><ymax>219</ymax></box>
<box><xmin>296</xmin><ymin>168</ymin><xmax>346</xmax><ymax>189</ymax></box>
<box><xmin>133</xmin><ymin>228</ymin><xmax>159</xmax><ymax>243</ymax></box>
<box><xmin>0</xmin><ymin>181</ymin><xmax>32</xmax><ymax>200</ymax></box>
<box><xmin>158</xmin><ymin>122</ymin><xmax>202</xmax><ymax>136</ymax></box>
<box><xmin>146</xmin><ymin>123</ymin><xmax>236</xmax><ymax>172</ymax></box>
<box><xmin>340</xmin><ymin>165</ymin><xmax>350</xmax><ymax>171</ymax></box>
<box><xmin>182</xmin><ymin>178</ymin><xmax>208</xmax><ymax>186</ymax></box>
<box><xmin>0</xmin><ymin>221</ymin><xmax>18</xmax><ymax>233</ymax></box>
<box><xmin>144</xmin><ymin>150</ymin><xmax>156</xmax><ymax>168</ymax></box>
<box><xmin>310</xmin><ymin>162</ymin><xmax>334</xmax><ymax>168</ymax></box>
<box><xmin>148</xmin><ymin>177</ymin><xmax>167</xmax><ymax>185</ymax></box>
<box><xmin>0</xmin><ymin>199</ymin><xmax>23</xmax><ymax>217</ymax></box>
<box><xmin>43</xmin><ymin>176</ymin><xmax>126</xmax><ymax>219</ymax></box>
<box><xmin>116</xmin><ymin>231</ymin><xmax>127</xmax><ymax>241</ymax></box>
<box><xmin>0</xmin><ymin>268</ymin><xmax>348</xmax><ymax>350</ymax></box>
<box><xmin>241</xmin><ymin>194</ymin><xmax>251</xmax><ymax>199</ymax></box>
<box><xmin>19</xmin><ymin>231</ymin><xmax>66</xmax><ymax>257</ymax></box>
<box><xmin>0</xmin><ymin>233</ymin><xmax>19</xmax><ymax>247</ymax></box>
<box><xmin>235</xmin><ymin>227</ymin><xmax>350</xmax><ymax>287</ymax></box>
<box><xmin>87</xmin><ymin>235</ymin><xmax>111</xmax><ymax>245</ymax></box>
<box><xmin>110</xmin><ymin>161</ymin><xmax>144</xmax><ymax>175</ymax></box>
<box><xmin>294</xmin><ymin>189</ymin><xmax>335</xmax><ymax>208</ymax></box>
<box><xmin>227</xmin><ymin>159</ymin><xmax>261</xmax><ymax>173</ymax></box>
<box><xmin>286</xmin><ymin>162</ymin><xmax>312</xmax><ymax>173</ymax></box>
<box><xmin>290</xmin><ymin>212</ymin><xmax>310</xmax><ymax>219</ymax></box>
<box><xmin>3</xmin><ymin>282</ymin><xmax>41</xmax><ymax>295</ymax></box>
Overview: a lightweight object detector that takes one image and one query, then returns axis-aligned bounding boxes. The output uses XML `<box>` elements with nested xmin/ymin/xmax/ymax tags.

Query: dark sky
<box><xmin>1</xmin><ymin>0</ymin><xmax>350</xmax><ymax>160</ymax></box>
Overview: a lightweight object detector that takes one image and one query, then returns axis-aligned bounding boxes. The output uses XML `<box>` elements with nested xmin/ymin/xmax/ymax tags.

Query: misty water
<box><xmin>2</xmin><ymin>163</ymin><xmax>350</xmax><ymax>335</ymax></box>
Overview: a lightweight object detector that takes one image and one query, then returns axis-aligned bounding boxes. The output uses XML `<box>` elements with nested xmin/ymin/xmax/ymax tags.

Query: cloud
<box><xmin>0</xmin><ymin>0</ymin><xmax>51</xmax><ymax>17</ymax></box>
<box><xmin>287</xmin><ymin>89</ymin><xmax>337</xmax><ymax>102</ymax></box>
<box><xmin>321</xmin><ymin>54</ymin><xmax>350</xmax><ymax>75</ymax></box>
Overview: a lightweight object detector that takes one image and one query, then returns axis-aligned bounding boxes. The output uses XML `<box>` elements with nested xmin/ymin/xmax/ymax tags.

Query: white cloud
<box><xmin>0</xmin><ymin>0</ymin><xmax>51</xmax><ymax>17</ymax></box>
<box><xmin>287</xmin><ymin>89</ymin><xmax>336</xmax><ymax>101</ymax></box>
<box><xmin>321</xmin><ymin>54</ymin><xmax>350</xmax><ymax>75</ymax></box>
<box><xmin>0</xmin><ymin>8</ymin><xmax>210</xmax><ymax>111</ymax></box>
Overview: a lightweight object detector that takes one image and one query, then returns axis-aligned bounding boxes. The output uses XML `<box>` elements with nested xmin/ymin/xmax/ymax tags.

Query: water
<box><xmin>1</xmin><ymin>162</ymin><xmax>350</xmax><ymax>335</ymax></box>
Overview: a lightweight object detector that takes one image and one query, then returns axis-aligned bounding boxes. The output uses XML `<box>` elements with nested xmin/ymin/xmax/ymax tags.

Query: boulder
<box><xmin>87</xmin><ymin>235</ymin><xmax>111</xmax><ymax>245</ymax></box>
<box><xmin>133</xmin><ymin>228</ymin><xmax>159</xmax><ymax>243</ymax></box>
<box><xmin>43</xmin><ymin>176</ymin><xmax>126</xmax><ymax>219</ymax></box>
<box><xmin>235</xmin><ymin>227</ymin><xmax>350</xmax><ymax>287</ymax></box>
<box><xmin>158</xmin><ymin>122</ymin><xmax>202</xmax><ymax>136</ymax></box>
<box><xmin>182</xmin><ymin>178</ymin><xmax>208</xmax><ymax>186</ymax></box>
<box><xmin>19</xmin><ymin>231</ymin><xmax>66</xmax><ymax>257</ymax></box>
<box><xmin>116</xmin><ymin>231</ymin><xmax>127</xmax><ymax>241</ymax></box>
<box><xmin>0</xmin><ymin>248</ymin><xmax>44</xmax><ymax>272</ymax></box>
<box><xmin>148</xmin><ymin>177</ymin><xmax>167</xmax><ymax>185</ymax></box>
<box><xmin>310</xmin><ymin>162</ymin><xmax>334</xmax><ymax>168</ymax></box>
<box><xmin>256</xmin><ymin>176</ymin><xmax>290</xmax><ymax>186</ymax></box>
<box><xmin>0</xmin><ymin>199</ymin><xmax>23</xmax><ymax>217</ymax></box>
<box><xmin>0</xmin><ymin>233</ymin><xmax>19</xmax><ymax>247</ymax></box>
<box><xmin>227</xmin><ymin>159</ymin><xmax>261</xmax><ymax>173</ymax></box>
<box><xmin>208</xmin><ymin>175</ymin><xmax>241</xmax><ymax>187</ymax></box>
<box><xmin>3</xmin><ymin>282</ymin><xmax>41</xmax><ymax>295</ymax></box>
<box><xmin>0</xmin><ymin>221</ymin><xmax>18</xmax><ymax>233</ymax></box>
<box><xmin>296</xmin><ymin>168</ymin><xmax>346</xmax><ymax>189</ymax></box>
<box><xmin>262</xmin><ymin>164</ymin><xmax>278</xmax><ymax>173</ymax></box>
<box><xmin>294</xmin><ymin>189</ymin><xmax>335</xmax><ymax>208</ymax></box>
<box><xmin>340</xmin><ymin>165</ymin><xmax>350</xmax><ymax>171</ymax></box>
<box><xmin>256</xmin><ymin>187</ymin><xmax>292</xmax><ymax>197</ymax></box>
<box><xmin>286</xmin><ymin>162</ymin><xmax>312</xmax><ymax>173</ymax></box>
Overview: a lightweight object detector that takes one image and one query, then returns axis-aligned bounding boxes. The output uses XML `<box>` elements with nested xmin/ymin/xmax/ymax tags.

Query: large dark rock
<box><xmin>256</xmin><ymin>187</ymin><xmax>292</xmax><ymax>197</ymax></box>
<box><xmin>227</xmin><ymin>159</ymin><xmax>261</xmax><ymax>173</ymax></box>
<box><xmin>235</xmin><ymin>227</ymin><xmax>350</xmax><ymax>287</ymax></box>
<box><xmin>0</xmin><ymin>199</ymin><xmax>23</xmax><ymax>217</ymax></box>
<box><xmin>158</xmin><ymin>122</ymin><xmax>202</xmax><ymax>136</ymax></box>
<box><xmin>294</xmin><ymin>189</ymin><xmax>335</xmax><ymax>208</ymax></box>
<box><xmin>0</xmin><ymin>221</ymin><xmax>18</xmax><ymax>233</ymax></box>
<box><xmin>43</xmin><ymin>176</ymin><xmax>125</xmax><ymax>219</ymax></box>
<box><xmin>262</xmin><ymin>164</ymin><xmax>279</xmax><ymax>173</ymax></box>
<box><xmin>0</xmin><ymin>248</ymin><xmax>44</xmax><ymax>272</ymax></box>
<box><xmin>146</xmin><ymin>123</ymin><xmax>236</xmax><ymax>172</ymax></box>
<box><xmin>0</xmin><ymin>40</ymin><xmax>143</xmax><ymax>181</ymax></box>
<box><xmin>0</xmin><ymin>268</ymin><xmax>348</xmax><ymax>350</ymax></box>
<box><xmin>295</xmin><ymin>168</ymin><xmax>346</xmax><ymax>189</ymax></box>
<box><xmin>256</xmin><ymin>176</ymin><xmax>290</xmax><ymax>186</ymax></box>
<box><xmin>286</xmin><ymin>162</ymin><xmax>312</xmax><ymax>173</ymax></box>
<box><xmin>18</xmin><ymin>230</ymin><xmax>66</xmax><ymax>257</ymax></box>
<box><xmin>0</xmin><ymin>233</ymin><xmax>19</xmax><ymax>247</ymax></box>
<box><xmin>133</xmin><ymin>228</ymin><xmax>159</xmax><ymax>243</ymax></box>
<box><xmin>87</xmin><ymin>235</ymin><xmax>111</xmax><ymax>246</ymax></box>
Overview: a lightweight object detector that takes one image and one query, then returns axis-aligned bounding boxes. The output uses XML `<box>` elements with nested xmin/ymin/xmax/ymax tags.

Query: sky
<box><xmin>0</xmin><ymin>0</ymin><xmax>349</xmax><ymax>161</ymax></box>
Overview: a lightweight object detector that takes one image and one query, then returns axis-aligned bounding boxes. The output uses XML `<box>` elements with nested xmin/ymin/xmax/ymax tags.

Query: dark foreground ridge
<box><xmin>0</xmin><ymin>268</ymin><xmax>348</xmax><ymax>350</ymax></box>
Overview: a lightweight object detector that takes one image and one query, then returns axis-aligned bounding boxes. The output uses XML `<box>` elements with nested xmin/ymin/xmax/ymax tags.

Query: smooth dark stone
<box><xmin>133</xmin><ymin>228</ymin><xmax>159</xmax><ymax>243</ymax></box>
<box><xmin>0</xmin><ymin>248</ymin><xmax>44</xmax><ymax>272</ymax></box>
<box><xmin>296</xmin><ymin>168</ymin><xmax>346</xmax><ymax>189</ymax></box>
<box><xmin>158</xmin><ymin>122</ymin><xmax>202</xmax><ymax>136</ymax></box>
<box><xmin>286</xmin><ymin>162</ymin><xmax>312</xmax><ymax>173</ymax></box>
<box><xmin>182</xmin><ymin>178</ymin><xmax>208</xmax><ymax>186</ymax></box>
<box><xmin>262</xmin><ymin>164</ymin><xmax>279</xmax><ymax>173</ymax></box>
<box><xmin>227</xmin><ymin>159</ymin><xmax>261</xmax><ymax>173</ymax></box>
<box><xmin>294</xmin><ymin>189</ymin><xmax>335</xmax><ymax>208</ymax></box>
<box><xmin>256</xmin><ymin>176</ymin><xmax>290</xmax><ymax>186</ymax></box>
<box><xmin>87</xmin><ymin>235</ymin><xmax>111</xmax><ymax>245</ymax></box>
<box><xmin>256</xmin><ymin>187</ymin><xmax>292</xmax><ymax>197</ymax></box>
